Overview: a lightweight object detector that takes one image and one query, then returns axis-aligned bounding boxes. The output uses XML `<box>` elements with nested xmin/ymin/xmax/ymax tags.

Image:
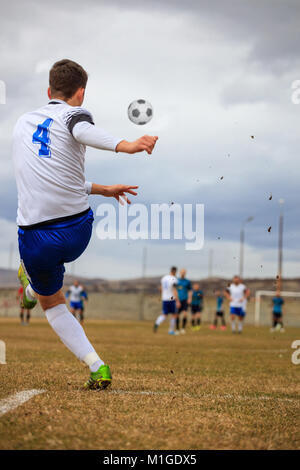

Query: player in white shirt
<box><xmin>14</xmin><ymin>59</ymin><xmax>158</xmax><ymax>390</ymax></box>
<box><xmin>65</xmin><ymin>280</ymin><xmax>88</xmax><ymax>324</ymax></box>
<box><xmin>153</xmin><ymin>267</ymin><xmax>180</xmax><ymax>335</ymax></box>
<box><xmin>225</xmin><ymin>275</ymin><xmax>250</xmax><ymax>334</ymax></box>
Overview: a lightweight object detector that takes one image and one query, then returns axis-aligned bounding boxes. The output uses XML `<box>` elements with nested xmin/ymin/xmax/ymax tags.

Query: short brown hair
<box><xmin>49</xmin><ymin>59</ymin><xmax>88</xmax><ymax>99</ymax></box>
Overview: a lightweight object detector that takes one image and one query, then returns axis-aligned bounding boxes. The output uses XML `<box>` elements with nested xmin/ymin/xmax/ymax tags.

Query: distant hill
<box><xmin>0</xmin><ymin>268</ymin><xmax>299</xmax><ymax>295</ymax></box>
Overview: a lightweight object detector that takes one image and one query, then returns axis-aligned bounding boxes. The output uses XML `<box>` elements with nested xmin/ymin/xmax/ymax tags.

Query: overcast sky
<box><xmin>0</xmin><ymin>0</ymin><xmax>299</xmax><ymax>280</ymax></box>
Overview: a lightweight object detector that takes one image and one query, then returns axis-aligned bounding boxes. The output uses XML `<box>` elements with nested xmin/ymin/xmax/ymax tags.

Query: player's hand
<box><xmin>104</xmin><ymin>184</ymin><xmax>138</xmax><ymax>205</ymax></box>
<box><xmin>128</xmin><ymin>136</ymin><xmax>159</xmax><ymax>155</ymax></box>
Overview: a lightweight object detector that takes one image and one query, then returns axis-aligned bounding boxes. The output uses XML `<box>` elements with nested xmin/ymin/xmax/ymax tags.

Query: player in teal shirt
<box><xmin>210</xmin><ymin>290</ymin><xmax>226</xmax><ymax>330</ymax></box>
<box><xmin>176</xmin><ymin>269</ymin><xmax>192</xmax><ymax>334</ymax></box>
<box><xmin>190</xmin><ymin>283</ymin><xmax>204</xmax><ymax>330</ymax></box>
<box><xmin>271</xmin><ymin>293</ymin><xmax>284</xmax><ymax>332</ymax></box>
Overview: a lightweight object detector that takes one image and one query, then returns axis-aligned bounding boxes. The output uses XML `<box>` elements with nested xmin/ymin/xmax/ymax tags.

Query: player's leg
<box><xmin>79</xmin><ymin>308</ymin><xmax>84</xmax><ymax>325</ymax></box>
<box><xmin>169</xmin><ymin>313</ymin><xmax>178</xmax><ymax>335</ymax></box>
<box><xmin>154</xmin><ymin>301</ymin><xmax>168</xmax><ymax>332</ymax></box>
<box><xmin>196</xmin><ymin>309</ymin><xmax>202</xmax><ymax>328</ymax></box>
<box><xmin>230</xmin><ymin>308</ymin><xmax>237</xmax><ymax>333</ymax></box>
<box><xmin>191</xmin><ymin>306</ymin><xmax>196</xmax><ymax>330</ymax></box>
<box><xmin>210</xmin><ymin>311</ymin><xmax>217</xmax><ymax>329</ymax></box>
<box><xmin>20</xmin><ymin>305</ymin><xmax>24</xmax><ymax>324</ymax></box>
<box><xmin>18</xmin><ymin>209</ymin><xmax>111</xmax><ymax>390</ymax></box>
<box><xmin>278</xmin><ymin>314</ymin><xmax>284</xmax><ymax>332</ymax></box>
<box><xmin>37</xmin><ymin>290</ymin><xmax>111</xmax><ymax>388</ymax></box>
<box><xmin>26</xmin><ymin>309</ymin><xmax>30</xmax><ymax>324</ymax></box>
<box><xmin>69</xmin><ymin>303</ymin><xmax>76</xmax><ymax>318</ymax></box>
<box><xmin>168</xmin><ymin>301</ymin><xmax>178</xmax><ymax>335</ymax></box>
<box><xmin>180</xmin><ymin>301</ymin><xmax>188</xmax><ymax>333</ymax></box>
<box><xmin>181</xmin><ymin>311</ymin><xmax>188</xmax><ymax>334</ymax></box>
<box><xmin>220</xmin><ymin>312</ymin><xmax>226</xmax><ymax>330</ymax></box>
<box><xmin>237</xmin><ymin>309</ymin><xmax>245</xmax><ymax>333</ymax></box>
<box><xmin>176</xmin><ymin>309</ymin><xmax>181</xmax><ymax>333</ymax></box>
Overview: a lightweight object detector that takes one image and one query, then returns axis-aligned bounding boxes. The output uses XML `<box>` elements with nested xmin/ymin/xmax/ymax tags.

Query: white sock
<box><xmin>238</xmin><ymin>322</ymin><xmax>243</xmax><ymax>332</ymax></box>
<box><xmin>26</xmin><ymin>285</ymin><xmax>36</xmax><ymax>301</ymax></box>
<box><xmin>45</xmin><ymin>303</ymin><xmax>104</xmax><ymax>372</ymax></box>
<box><xmin>231</xmin><ymin>320</ymin><xmax>236</xmax><ymax>331</ymax></box>
<box><xmin>155</xmin><ymin>314</ymin><xmax>166</xmax><ymax>326</ymax></box>
<box><xmin>169</xmin><ymin>317</ymin><xmax>176</xmax><ymax>332</ymax></box>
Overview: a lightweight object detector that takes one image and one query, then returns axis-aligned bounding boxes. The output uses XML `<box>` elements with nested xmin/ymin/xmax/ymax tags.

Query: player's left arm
<box><xmin>71</xmin><ymin>119</ymin><xmax>158</xmax><ymax>155</ymax></box>
<box><xmin>85</xmin><ymin>183</ymin><xmax>138</xmax><ymax>205</ymax></box>
<box><xmin>81</xmin><ymin>291</ymin><xmax>88</xmax><ymax>302</ymax></box>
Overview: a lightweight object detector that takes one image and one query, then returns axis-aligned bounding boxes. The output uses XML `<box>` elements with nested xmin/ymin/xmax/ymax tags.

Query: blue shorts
<box><xmin>70</xmin><ymin>300</ymin><xmax>84</xmax><ymax>310</ymax></box>
<box><xmin>230</xmin><ymin>306</ymin><xmax>245</xmax><ymax>317</ymax></box>
<box><xmin>18</xmin><ymin>209</ymin><xmax>94</xmax><ymax>296</ymax></box>
<box><xmin>162</xmin><ymin>300</ymin><xmax>177</xmax><ymax>315</ymax></box>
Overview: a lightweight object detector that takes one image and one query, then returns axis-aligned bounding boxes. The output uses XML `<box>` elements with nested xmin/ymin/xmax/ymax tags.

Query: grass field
<box><xmin>0</xmin><ymin>318</ymin><xmax>299</xmax><ymax>450</ymax></box>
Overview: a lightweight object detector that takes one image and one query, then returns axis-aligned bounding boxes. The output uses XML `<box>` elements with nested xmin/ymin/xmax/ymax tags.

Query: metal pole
<box><xmin>277</xmin><ymin>200</ymin><xmax>284</xmax><ymax>293</ymax></box>
<box><xmin>239</xmin><ymin>216</ymin><xmax>253</xmax><ymax>279</ymax></box>
<box><xmin>208</xmin><ymin>249</ymin><xmax>213</xmax><ymax>278</ymax></box>
<box><xmin>239</xmin><ymin>228</ymin><xmax>244</xmax><ymax>278</ymax></box>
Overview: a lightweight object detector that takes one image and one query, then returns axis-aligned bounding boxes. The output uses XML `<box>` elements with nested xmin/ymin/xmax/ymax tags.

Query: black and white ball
<box><xmin>127</xmin><ymin>99</ymin><xmax>153</xmax><ymax>125</ymax></box>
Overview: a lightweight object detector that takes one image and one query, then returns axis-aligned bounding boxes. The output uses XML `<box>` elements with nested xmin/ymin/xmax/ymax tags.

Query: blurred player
<box><xmin>154</xmin><ymin>267</ymin><xmax>179</xmax><ymax>335</ymax></box>
<box><xmin>16</xmin><ymin>286</ymin><xmax>31</xmax><ymax>325</ymax></box>
<box><xmin>271</xmin><ymin>292</ymin><xmax>285</xmax><ymax>332</ymax></box>
<box><xmin>13</xmin><ymin>59</ymin><xmax>158</xmax><ymax>390</ymax></box>
<box><xmin>190</xmin><ymin>283</ymin><xmax>204</xmax><ymax>331</ymax></box>
<box><xmin>176</xmin><ymin>269</ymin><xmax>192</xmax><ymax>334</ymax></box>
<box><xmin>65</xmin><ymin>280</ymin><xmax>88</xmax><ymax>324</ymax></box>
<box><xmin>210</xmin><ymin>290</ymin><xmax>226</xmax><ymax>330</ymax></box>
<box><xmin>225</xmin><ymin>276</ymin><xmax>249</xmax><ymax>334</ymax></box>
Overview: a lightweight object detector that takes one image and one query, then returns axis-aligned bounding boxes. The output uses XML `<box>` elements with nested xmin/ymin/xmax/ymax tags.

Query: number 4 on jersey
<box><xmin>32</xmin><ymin>118</ymin><xmax>53</xmax><ymax>157</ymax></box>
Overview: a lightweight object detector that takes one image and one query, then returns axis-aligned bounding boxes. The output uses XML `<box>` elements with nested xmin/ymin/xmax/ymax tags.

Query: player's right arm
<box><xmin>172</xmin><ymin>283</ymin><xmax>180</xmax><ymax>308</ymax></box>
<box><xmin>86</xmin><ymin>183</ymin><xmax>139</xmax><ymax>205</ymax></box>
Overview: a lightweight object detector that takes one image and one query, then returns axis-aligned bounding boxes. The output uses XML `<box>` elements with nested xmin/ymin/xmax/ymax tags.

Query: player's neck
<box><xmin>49</xmin><ymin>95</ymin><xmax>82</xmax><ymax>107</ymax></box>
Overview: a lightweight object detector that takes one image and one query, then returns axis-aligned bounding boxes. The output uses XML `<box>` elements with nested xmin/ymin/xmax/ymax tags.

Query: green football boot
<box><xmin>18</xmin><ymin>264</ymin><xmax>37</xmax><ymax>310</ymax></box>
<box><xmin>84</xmin><ymin>364</ymin><xmax>112</xmax><ymax>390</ymax></box>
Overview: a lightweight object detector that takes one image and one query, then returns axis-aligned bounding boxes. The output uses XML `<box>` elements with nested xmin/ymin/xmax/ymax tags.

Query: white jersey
<box><xmin>242</xmin><ymin>298</ymin><xmax>248</xmax><ymax>312</ymax></box>
<box><xmin>228</xmin><ymin>283</ymin><xmax>246</xmax><ymax>308</ymax></box>
<box><xmin>68</xmin><ymin>285</ymin><xmax>84</xmax><ymax>303</ymax></box>
<box><xmin>161</xmin><ymin>274</ymin><xmax>177</xmax><ymax>301</ymax></box>
<box><xmin>12</xmin><ymin>99</ymin><xmax>122</xmax><ymax>226</ymax></box>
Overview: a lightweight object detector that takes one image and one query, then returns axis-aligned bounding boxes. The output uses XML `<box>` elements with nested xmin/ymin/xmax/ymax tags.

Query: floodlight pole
<box><xmin>277</xmin><ymin>199</ymin><xmax>284</xmax><ymax>294</ymax></box>
<box><xmin>239</xmin><ymin>217</ymin><xmax>254</xmax><ymax>278</ymax></box>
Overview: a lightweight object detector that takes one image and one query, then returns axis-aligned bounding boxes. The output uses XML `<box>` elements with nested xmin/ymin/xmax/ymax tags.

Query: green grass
<box><xmin>0</xmin><ymin>318</ymin><xmax>299</xmax><ymax>449</ymax></box>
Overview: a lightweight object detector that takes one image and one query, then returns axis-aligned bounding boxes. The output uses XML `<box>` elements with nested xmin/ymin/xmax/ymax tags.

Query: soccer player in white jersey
<box><xmin>153</xmin><ymin>267</ymin><xmax>179</xmax><ymax>335</ymax></box>
<box><xmin>13</xmin><ymin>59</ymin><xmax>158</xmax><ymax>390</ymax></box>
<box><xmin>65</xmin><ymin>280</ymin><xmax>87</xmax><ymax>324</ymax></box>
<box><xmin>225</xmin><ymin>275</ymin><xmax>250</xmax><ymax>334</ymax></box>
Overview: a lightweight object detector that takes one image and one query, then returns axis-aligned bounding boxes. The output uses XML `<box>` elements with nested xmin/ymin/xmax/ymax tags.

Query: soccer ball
<box><xmin>127</xmin><ymin>99</ymin><xmax>153</xmax><ymax>125</ymax></box>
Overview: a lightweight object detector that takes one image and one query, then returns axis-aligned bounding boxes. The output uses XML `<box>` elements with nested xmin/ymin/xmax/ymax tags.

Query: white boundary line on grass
<box><xmin>110</xmin><ymin>389</ymin><xmax>299</xmax><ymax>403</ymax></box>
<box><xmin>0</xmin><ymin>389</ymin><xmax>45</xmax><ymax>417</ymax></box>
